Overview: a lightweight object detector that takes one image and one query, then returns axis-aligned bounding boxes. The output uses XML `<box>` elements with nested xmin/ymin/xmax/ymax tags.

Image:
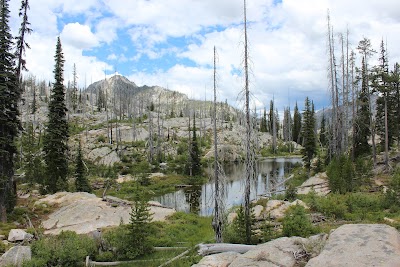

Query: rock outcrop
<box><xmin>297</xmin><ymin>172</ymin><xmax>330</xmax><ymax>196</ymax></box>
<box><xmin>192</xmin><ymin>252</ymin><xmax>240</xmax><ymax>267</ymax></box>
<box><xmin>7</xmin><ymin>229</ymin><xmax>33</xmax><ymax>242</ymax></box>
<box><xmin>36</xmin><ymin>192</ymin><xmax>175</xmax><ymax>235</ymax></box>
<box><xmin>306</xmin><ymin>224</ymin><xmax>400</xmax><ymax>267</ymax></box>
<box><xmin>0</xmin><ymin>246</ymin><xmax>31</xmax><ymax>267</ymax></box>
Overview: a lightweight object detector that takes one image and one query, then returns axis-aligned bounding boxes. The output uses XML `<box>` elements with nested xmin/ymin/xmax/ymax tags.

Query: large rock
<box><xmin>306</xmin><ymin>224</ymin><xmax>400</xmax><ymax>267</ymax></box>
<box><xmin>7</xmin><ymin>229</ymin><xmax>33</xmax><ymax>242</ymax></box>
<box><xmin>297</xmin><ymin>172</ymin><xmax>330</xmax><ymax>196</ymax></box>
<box><xmin>229</xmin><ymin>236</ymin><xmax>309</xmax><ymax>267</ymax></box>
<box><xmin>37</xmin><ymin>192</ymin><xmax>175</xmax><ymax>235</ymax></box>
<box><xmin>192</xmin><ymin>251</ymin><xmax>240</xmax><ymax>267</ymax></box>
<box><xmin>0</xmin><ymin>246</ymin><xmax>31</xmax><ymax>267</ymax></box>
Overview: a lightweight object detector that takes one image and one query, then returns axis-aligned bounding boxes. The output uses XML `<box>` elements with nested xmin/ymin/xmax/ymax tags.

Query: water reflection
<box><xmin>154</xmin><ymin>157</ymin><xmax>302</xmax><ymax>216</ymax></box>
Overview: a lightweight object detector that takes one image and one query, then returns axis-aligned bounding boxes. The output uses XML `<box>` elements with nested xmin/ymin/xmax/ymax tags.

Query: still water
<box><xmin>154</xmin><ymin>157</ymin><xmax>302</xmax><ymax>216</ymax></box>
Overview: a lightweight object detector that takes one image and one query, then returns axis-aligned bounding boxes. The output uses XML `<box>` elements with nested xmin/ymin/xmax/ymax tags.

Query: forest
<box><xmin>1</xmin><ymin>0</ymin><xmax>400</xmax><ymax>266</ymax></box>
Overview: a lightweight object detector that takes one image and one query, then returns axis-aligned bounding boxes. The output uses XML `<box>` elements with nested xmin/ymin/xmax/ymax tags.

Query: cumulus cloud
<box><xmin>11</xmin><ymin>0</ymin><xmax>400</xmax><ymax>112</ymax></box>
<box><xmin>61</xmin><ymin>23</ymin><xmax>99</xmax><ymax>50</ymax></box>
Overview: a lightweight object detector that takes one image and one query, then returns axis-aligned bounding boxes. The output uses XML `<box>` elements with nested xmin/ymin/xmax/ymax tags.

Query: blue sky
<box><xmin>9</xmin><ymin>0</ymin><xmax>400</xmax><ymax>113</ymax></box>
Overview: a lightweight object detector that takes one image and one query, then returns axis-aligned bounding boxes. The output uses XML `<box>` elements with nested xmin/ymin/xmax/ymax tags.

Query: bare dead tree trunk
<box><xmin>213</xmin><ymin>46</ymin><xmax>223</xmax><ymax>243</ymax></box>
<box><xmin>243</xmin><ymin>0</ymin><xmax>254</xmax><ymax>244</ymax></box>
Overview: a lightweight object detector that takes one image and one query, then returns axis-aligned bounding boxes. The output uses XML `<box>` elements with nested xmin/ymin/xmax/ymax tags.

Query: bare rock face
<box><xmin>228</xmin><ymin>236</ymin><xmax>309</xmax><ymax>267</ymax></box>
<box><xmin>0</xmin><ymin>246</ymin><xmax>31</xmax><ymax>267</ymax></box>
<box><xmin>7</xmin><ymin>229</ymin><xmax>33</xmax><ymax>242</ymax></box>
<box><xmin>297</xmin><ymin>172</ymin><xmax>330</xmax><ymax>196</ymax></box>
<box><xmin>192</xmin><ymin>251</ymin><xmax>240</xmax><ymax>267</ymax></box>
<box><xmin>306</xmin><ymin>224</ymin><xmax>400</xmax><ymax>267</ymax></box>
<box><xmin>36</xmin><ymin>192</ymin><xmax>175</xmax><ymax>235</ymax></box>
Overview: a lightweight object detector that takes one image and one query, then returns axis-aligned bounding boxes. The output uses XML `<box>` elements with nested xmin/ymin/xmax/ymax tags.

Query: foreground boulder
<box><xmin>192</xmin><ymin>252</ymin><xmax>240</xmax><ymax>267</ymax></box>
<box><xmin>7</xmin><ymin>229</ymin><xmax>33</xmax><ymax>242</ymax></box>
<box><xmin>36</xmin><ymin>192</ymin><xmax>175</xmax><ymax>235</ymax></box>
<box><xmin>306</xmin><ymin>224</ymin><xmax>400</xmax><ymax>267</ymax></box>
<box><xmin>0</xmin><ymin>246</ymin><xmax>31</xmax><ymax>267</ymax></box>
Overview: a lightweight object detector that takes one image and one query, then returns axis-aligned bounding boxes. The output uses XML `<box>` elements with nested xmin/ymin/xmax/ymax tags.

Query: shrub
<box><xmin>24</xmin><ymin>231</ymin><xmax>97</xmax><ymax>267</ymax></box>
<box><xmin>223</xmin><ymin>206</ymin><xmax>256</xmax><ymax>244</ymax></box>
<box><xmin>316</xmin><ymin>194</ymin><xmax>347</xmax><ymax>219</ymax></box>
<box><xmin>384</xmin><ymin>169</ymin><xmax>400</xmax><ymax>209</ymax></box>
<box><xmin>96</xmin><ymin>135</ymin><xmax>106</xmax><ymax>143</ymax></box>
<box><xmin>282</xmin><ymin>204</ymin><xmax>315</xmax><ymax>237</ymax></box>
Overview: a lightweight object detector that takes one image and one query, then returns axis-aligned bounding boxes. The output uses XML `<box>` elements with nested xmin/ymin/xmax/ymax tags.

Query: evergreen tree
<box><xmin>319</xmin><ymin>112</ymin><xmax>327</xmax><ymax>147</ymax></box>
<box><xmin>292</xmin><ymin>102</ymin><xmax>302</xmax><ymax>143</ymax></box>
<box><xmin>268</xmin><ymin>100</ymin><xmax>274</xmax><ymax>133</ymax></box>
<box><xmin>0</xmin><ymin>0</ymin><xmax>20</xmax><ymax>222</ymax></box>
<box><xmin>301</xmin><ymin>97</ymin><xmax>316</xmax><ymax>172</ymax></box>
<box><xmin>189</xmin><ymin>113</ymin><xmax>201</xmax><ymax>176</ymax></box>
<box><xmin>75</xmin><ymin>142</ymin><xmax>91</xmax><ymax>192</ymax></box>
<box><xmin>43</xmin><ymin>37</ymin><xmax>69</xmax><ymax>193</ymax></box>
<box><xmin>390</xmin><ymin>63</ymin><xmax>400</xmax><ymax>146</ymax></box>
<box><xmin>127</xmin><ymin>184</ymin><xmax>154</xmax><ymax>258</ymax></box>
<box><xmin>260</xmin><ymin>107</ymin><xmax>267</xmax><ymax>132</ymax></box>
<box><xmin>354</xmin><ymin>57</ymin><xmax>371</xmax><ymax>158</ymax></box>
<box><xmin>22</xmin><ymin>122</ymin><xmax>44</xmax><ymax>186</ymax></box>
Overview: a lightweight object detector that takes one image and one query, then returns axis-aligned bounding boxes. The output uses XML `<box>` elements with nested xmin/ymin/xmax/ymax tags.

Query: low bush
<box><xmin>23</xmin><ymin>231</ymin><xmax>97</xmax><ymax>267</ymax></box>
<box><xmin>282</xmin><ymin>204</ymin><xmax>316</xmax><ymax>237</ymax></box>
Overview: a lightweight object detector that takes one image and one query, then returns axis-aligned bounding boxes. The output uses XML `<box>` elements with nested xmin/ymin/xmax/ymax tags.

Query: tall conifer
<box><xmin>0</xmin><ymin>0</ymin><xmax>19</xmax><ymax>222</ymax></box>
<box><xmin>43</xmin><ymin>37</ymin><xmax>69</xmax><ymax>193</ymax></box>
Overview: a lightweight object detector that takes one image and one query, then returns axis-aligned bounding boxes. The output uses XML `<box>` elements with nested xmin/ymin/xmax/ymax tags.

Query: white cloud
<box><xmin>61</xmin><ymin>23</ymin><xmax>99</xmax><ymax>50</ymax></box>
<box><xmin>12</xmin><ymin>0</ymin><xmax>400</xmax><ymax>113</ymax></box>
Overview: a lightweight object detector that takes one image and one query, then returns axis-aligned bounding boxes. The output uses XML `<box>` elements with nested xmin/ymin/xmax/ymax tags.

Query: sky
<box><xmin>8</xmin><ymin>0</ymin><xmax>400</xmax><ymax>112</ymax></box>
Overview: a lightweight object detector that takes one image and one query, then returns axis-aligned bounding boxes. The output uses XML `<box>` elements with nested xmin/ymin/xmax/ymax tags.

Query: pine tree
<box><xmin>292</xmin><ymin>102</ymin><xmax>302</xmax><ymax>143</ymax></box>
<box><xmin>22</xmin><ymin>122</ymin><xmax>44</xmax><ymax>186</ymax></box>
<box><xmin>127</xmin><ymin>184</ymin><xmax>154</xmax><ymax>258</ymax></box>
<box><xmin>0</xmin><ymin>0</ymin><xmax>20</xmax><ymax>222</ymax></box>
<box><xmin>319</xmin><ymin>112</ymin><xmax>327</xmax><ymax>147</ymax></box>
<box><xmin>260</xmin><ymin>107</ymin><xmax>267</xmax><ymax>132</ymax></box>
<box><xmin>75</xmin><ymin>142</ymin><xmax>91</xmax><ymax>192</ymax></box>
<box><xmin>354</xmin><ymin>57</ymin><xmax>371</xmax><ymax>158</ymax></box>
<box><xmin>43</xmin><ymin>37</ymin><xmax>69</xmax><ymax>193</ymax></box>
<box><xmin>301</xmin><ymin>97</ymin><xmax>316</xmax><ymax>173</ymax></box>
<box><xmin>189</xmin><ymin>113</ymin><xmax>201</xmax><ymax>176</ymax></box>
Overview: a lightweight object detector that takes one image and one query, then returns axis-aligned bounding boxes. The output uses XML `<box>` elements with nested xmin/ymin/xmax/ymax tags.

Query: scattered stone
<box><xmin>291</xmin><ymin>199</ymin><xmax>309</xmax><ymax>209</ymax></box>
<box><xmin>0</xmin><ymin>246</ymin><xmax>31</xmax><ymax>267</ymax></box>
<box><xmin>306</xmin><ymin>224</ymin><xmax>400</xmax><ymax>267</ymax></box>
<box><xmin>116</xmin><ymin>174</ymin><xmax>135</xmax><ymax>183</ymax></box>
<box><xmin>384</xmin><ymin>217</ymin><xmax>396</xmax><ymax>224</ymax></box>
<box><xmin>253</xmin><ymin>205</ymin><xmax>264</xmax><ymax>219</ymax></box>
<box><xmin>149</xmin><ymin>172</ymin><xmax>166</xmax><ymax>179</ymax></box>
<box><xmin>7</xmin><ymin>229</ymin><xmax>33</xmax><ymax>242</ymax></box>
<box><xmin>297</xmin><ymin>172</ymin><xmax>330</xmax><ymax>196</ymax></box>
<box><xmin>0</xmin><ymin>235</ymin><xmax>5</xmax><ymax>240</ymax></box>
<box><xmin>192</xmin><ymin>251</ymin><xmax>240</xmax><ymax>267</ymax></box>
<box><xmin>227</xmin><ymin>212</ymin><xmax>238</xmax><ymax>224</ymax></box>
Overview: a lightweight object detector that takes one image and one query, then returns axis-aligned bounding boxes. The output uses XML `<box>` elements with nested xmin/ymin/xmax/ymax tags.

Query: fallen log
<box><xmin>198</xmin><ymin>243</ymin><xmax>256</xmax><ymax>256</ymax></box>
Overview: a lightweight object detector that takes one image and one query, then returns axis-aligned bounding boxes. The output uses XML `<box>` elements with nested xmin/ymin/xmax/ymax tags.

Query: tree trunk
<box><xmin>198</xmin><ymin>243</ymin><xmax>256</xmax><ymax>256</ymax></box>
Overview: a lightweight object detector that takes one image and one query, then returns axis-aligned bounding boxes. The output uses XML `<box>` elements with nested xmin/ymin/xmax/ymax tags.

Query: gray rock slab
<box><xmin>0</xmin><ymin>246</ymin><xmax>31</xmax><ymax>267</ymax></box>
<box><xmin>192</xmin><ymin>251</ymin><xmax>240</xmax><ymax>267</ymax></box>
<box><xmin>229</xmin><ymin>236</ymin><xmax>307</xmax><ymax>267</ymax></box>
<box><xmin>306</xmin><ymin>224</ymin><xmax>400</xmax><ymax>267</ymax></box>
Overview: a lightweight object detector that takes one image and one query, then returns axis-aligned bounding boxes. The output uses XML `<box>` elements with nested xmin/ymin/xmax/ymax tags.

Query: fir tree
<box><xmin>75</xmin><ymin>142</ymin><xmax>91</xmax><ymax>192</ymax></box>
<box><xmin>319</xmin><ymin>112</ymin><xmax>327</xmax><ymax>147</ymax></box>
<box><xmin>189</xmin><ymin>113</ymin><xmax>201</xmax><ymax>176</ymax></box>
<box><xmin>260</xmin><ymin>107</ymin><xmax>267</xmax><ymax>132</ymax></box>
<box><xmin>22</xmin><ymin>122</ymin><xmax>44</xmax><ymax>186</ymax></box>
<box><xmin>0</xmin><ymin>0</ymin><xmax>20</xmax><ymax>222</ymax></box>
<box><xmin>43</xmin><ymin>37</ymin><xmax>69</xmax><ymax>193</ymax></box>
<box><xmin>292</xmin><ymin>102</ymin><xmax>302</xmax><ymax>143</ymax></box>
<box><xmin>354</xmin><ymin>57</ymin><xmax>371</xmax><ymax>158</ymax></box>
<box><xmin>301</xmin><ymin>97</ymin><xmax>316</xmax><ymax>173</ymax></box>
<box><xmin>127</xmin><ymin>184</ymin><xmax>154</xmax><ymax>258</ymax></box>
